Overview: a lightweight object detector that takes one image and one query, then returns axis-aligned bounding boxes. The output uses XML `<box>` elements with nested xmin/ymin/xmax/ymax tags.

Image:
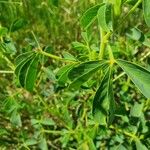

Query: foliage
<box><xmin>0</xmin><ymin>0</ymin><xmax>150</xmax><ymax>149</ymax></box>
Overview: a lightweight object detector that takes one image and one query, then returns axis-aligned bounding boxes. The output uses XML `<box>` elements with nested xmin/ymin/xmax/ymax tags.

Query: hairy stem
<box><xmin>99</xmin><ymin>30</ymin><xmax>111</xmax><ymax>60</ymax></box>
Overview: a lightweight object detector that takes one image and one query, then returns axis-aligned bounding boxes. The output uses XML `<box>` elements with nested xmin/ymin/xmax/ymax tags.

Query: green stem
<box><xmin>99</xmin><ymin>28</ymin><xmax>105</xmax><ymax>60</ymax></box>
<box><xmin>42</xmin><ymin>129</ymin><xmax>75</xmax><ymax>134</ymax></box>
<box><xmin>110</xmin><ymin>125</ymin><xmax>138</xmax><ymax>140</ymax></box>
<box><xmin>98</xmin><ymin>0</ymin><xmax>142</xmax><ymax>59</ymax></box>
<box><xmin>114</xmin><ymin>0</ymin><xmax>142</xmax><ymax>33</ymax></box>
<box><xmin>140</xmin><ymin>51</ymin><xmax>150</xmax><ymax>61</ymax></box>
<box><xmin>0</xmin><ymin>70</ymin><xmax>14</xmax><ymax>74</ymax></box>
<box><xmin>42</xmin><ymin>129</ymin><xmax>62</xmax><ymax>134</ymax></box>
<box><xmin>108</xmin><ymin>45</ymin><xmax>115</xmax><ymax>66</ymax></box>
<box><xmin>31</xmin><ymin>31</ymin><xmax>77</xmax><ymax>63</ymax></box>
<box><xmin>31</xmin><ymin>31</ymin><xmax>41</xmax><ymax>49</ymax></box>
<box><xmin>86</xmin><ymin>44</ymin><xmax>92</xmax><ymax>61</ymax></box>
<box><xmin>39</xmin><ymin>50</ymin><xmax>63</xmax><ymax>61</ymax></box>
<box><xmin>122</xmin><ymin>0</ymin><xmax>142</xmax><ymax>22</ymax></box>
<box><xmin>108</xmin><ymin>45</ymin><xmax>114</xmax><ymax>60</ymax></box>
<box><xmin>38</xmin><ymin>50</ymin><xmax>77</xmax><ymax>63</ymax></box>
<box><xmin>99</xmin><ymin>30</ymin><xmax>111</xmax><ymax>60</ymax></box>
<box><xmin>113</xmin><ymin>72</ymin><xmax>126</xmax><ymax>82</ymax></box>
<box><xmin>2</xmin><ymin>55</ymin><xmax>15</xmax><ymax>70</ymax></box>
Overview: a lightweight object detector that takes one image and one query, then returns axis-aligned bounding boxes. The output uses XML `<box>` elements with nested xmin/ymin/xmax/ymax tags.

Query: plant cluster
<box><xmin>0</xmin><ymin>0</ymin><xmax>150</xmax><ymax>149</ymax></box>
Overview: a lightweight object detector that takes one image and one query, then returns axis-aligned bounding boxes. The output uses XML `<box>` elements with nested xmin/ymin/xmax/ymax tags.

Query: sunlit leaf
<box><xmin>38</xmin><ymin>138</ymin><xmax>48</xmax><ymax>150</ymax></box>
<box><xmin>80</xmin><ymin>4</ymin><xmax>104</xmax><ymax>29</ymax></box>
<box><xmin>62</xmin><ymin>51</ymin><xmax>77</xmax><ymax>61</ymax></box>
<box><xmin>97</xmin><ymin>3</ymin><xmax>113</xmax><ymax>32</ymax></box>
<box><xmin>135</xmin><ymin>140</ymin><xmax>148</xmax><ymax>150</ymax></box>
<box><xmin>126</xmin><ymin>28</ymin><xmax>144</xmax><ymax>41</ymax></box>
<box><xmin>40</xmin><ymin>118</ymin><xmax>55</xmax><ymax>126</ymax></box>
<box><xmin>117</xmin><ymin>59</ymin><xmax>150</xmax><ymax>98</ymax></box>
<box><xmin>25</xmin><ymin>138</ymin><xmax>38</xmax><ymax>146</ymax></box>
<box><xmin>0</xmin><ymin>26</ymin><xmax>8</xmax><ymax>36</ymax></box>
<box><xmin>71</xmin><ymin>41</ymin><xmax>87</xmax><ymax>51</ymax></box>
<box><xmin>130</xmin><ymin>102</ymin><xmax>143</xmax><ymax>117</ymax></box>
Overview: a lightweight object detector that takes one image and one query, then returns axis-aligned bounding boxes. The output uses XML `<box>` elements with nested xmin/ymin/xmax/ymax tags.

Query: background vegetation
<box><xmin>0</xmin><ymin>0</ymin><xmax>150</xmax><ymax>149</ymax></box>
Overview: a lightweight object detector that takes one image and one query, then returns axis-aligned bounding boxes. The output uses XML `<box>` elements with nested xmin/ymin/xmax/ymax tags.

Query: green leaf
<box><xmin>11</xmin><ymin>18</ymin><xmax>27</xmax><ymax>32</ymax></box>
<box><xmin>40</xmin><ymin>118</ymin><xmax>55</xmax><ymax>126</ymax></box>
<box><xmin>88</xmin><ymin>137</ymin><xmax>96</xmax><ymax>150</ymax></box>
<box><xmin>68</xmin><ymin>60</ymin><xmax>109</xmax><ymax>90</ymax></box>
<box><xmin>1</xmin><ymin>38</ymin><xmax>16</xmax><ymax>54</ymax></box>
<box><xmin>0</xmin><ymin>128</ymin><xmax>8</xmax><ymax>136</ymax></box>
<box><xmin>62</xmin><ymin>51</ymin><xmax>77</xmax><ymax>61</ymax></box>
<box><xmin>18</xmin><ymin>57</ymin><xmax>34</xmax><ymax>88</ymax></box>
<box><xmin>116</xmin><ymin>59</ymin><xmax>150</xmax><ymax>98</ymax></box>
<box><xmin>97</xmin><ymin>3</ymin><xmax>113</xmax><ymax>32</ymax></box>
<box><xmin>0</xmin><ymin>26</ymin><xmax>8</xmax><ymax>36</ymax></box>
<box><xmin>15</xmin><ymin>53</ymin><xmax>39</xmax><ymax>92</ymax></box>
<box><xmin>15</xmin><ymin>51</ymin><xmax>34</xmax><ymax>65</ymax></box>
<box><xmin>110</xmin><ymin>144</ymin><xmax>127</xmax><ymax>150</ymax></box>
<box><xmin>130</xmin><ymin>102</ymin><xmax>143</xmax><ymax>117</ymax></box>
<box><xmin>126</xmin><ymin>0</ymin><xmax>139</xmax><ymax>5</ymax></box>
<box><xmin>126</xmin><ymin>28</ymin><xmax>150</xmax><ymax>47</ymax></box>
<box><xmin>80</xmin><ymin>4</ymin><xmax>104</xmax><ymax>29</ymax></box>
<box><xmin>15</xmin><ymin>52</ymin><xmax>35</xmax><ymax>76</ymax></box>
<box><xmin>60</xmin><ymin>134</ymin><xmax>70</xmax><ymax>148</ymax></box>
<box><xmin>10</xmin><ymin>110</ymin><xmax>22</xmax><ymax>127</ymax></box>
<box><xmin>143</xmin><ymin>0</ymin><xmax>150</xmax><ymax>27</ymax></box>
<box><xmin>51</xmin><ymin>0</ymin><xmax>59</xmax><ymax>7</ymax></box>
<box><xmin>143</xmin><ymin>36</ymin><xmax>150</xmax><ymax>48</ymax></box>
<box><xmin>3</xmin><ymin>97</ymin><xmax>19</xmax><ymax>114</ymax></box>
<box><xmin>38</xmin><ymin>138</ymin><xmax>48</xmax><ymax>150</ymax></box>
<box><xmin>71</xmin><ymin>41</ymin><xmax>87</xmax><ymax>51</ymax></box>
<box><xmin>135</xmin><ymin>140</ymin><xmax>148</xmax><ymax>150</ymax></box>
<box><xmin>92</xmin><ymin>67</ymin><xmax>114</xmax><ymax>125</ymax></box>
<box><xmin>25</xmin><ymin>138</ymin><xmax>37</xmax><ymax>146</ymax></box>
<box><xmin>126</xmin><ymin>28</ymin><xmax>143</xmax><ymax>41</ymax></box>
<box><xmin>57</xmin><ymin>63</ymin><xmax>76</xmax><ymax>85</ymax></box>
<box><xmin>25</xmin><ymin>55</ymin><xmax>39</xmax><ymax>91</ymax></box>
<box><xmin>81</xmin><ymin>32</ymin><xmax>91</xmax><ymax>43</ymax></box>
